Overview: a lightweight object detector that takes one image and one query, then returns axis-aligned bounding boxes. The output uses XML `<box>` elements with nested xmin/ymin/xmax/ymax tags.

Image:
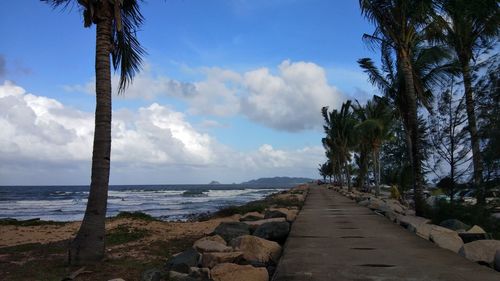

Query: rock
<box><xmin>214</xmin><ymin>222</ymin><xmax>251</xmax><ymax>243</ymax></box>
<box><xmin>384</xmin><ymin>199</ymin><xmax>406</xmax><ymax>214</ymax></box>
<box><xmin>367</xmin><ymin>198</ymin><xmax>385</xmax><ymax>210</ymax></box>
<box><xmin>415</xmin><ymin>223</ymin><xmax>434</xmax><ymax>240</ymax></box>
<box><xmin>253</xmin><ymin>221</ymin><xmax>290</xmax><ymax>243</ymax></box>
<box><xmin>467</xmin><ymin>225</ymin><xmax>486</xmax><ymax>234</ymax></box>
<box><xmin>141</xmin><ymin>268</ymin><xmax>164</xmax><ymax>281</ymax></box>
<box><xmin>188</xmin><ymin>267</ymin><xmax>210</xmax><ymax>280</ymax></box>
<box><xmin>243</xmin><ymin>218</ymin><xmax>287</xmax><ymax>231</ymax></box>
<box><xmin>211</xmin><ymin>263</ymin><xmax>269</xmax><ymax>281</ymax></box>
<box><xmin>459</xmin><ymin>240</ymin><xmax>500</xmax><ymax>266</ymax></box>
<box><xmin>202</xmin><ymin>251</ymin><xmax>244</xmax><ymax>268</ymax></box>
<box><xmin>165</xmin><ymin>248</ymin><xmax>201</xmax><ymax>273</ymax></box>
<box><xmin>439</xmin><ymin>219</ymin><xmax>470</xmax><ymax>231</ymax></box>
<box><xmin>384</xmin><ymin>210</ymin><xmax>398</xmax><ymax>223</ymax></box>
<box><xmin>265</xmin><ymin>208</ymin><xmax>298</xmax><ymax>222</ymax></box>
<box><xmin>229</xmin><ymin>235</ymin><xmax>282</xmax><ymax>265</ymax></box>
<box><xmin>168</xmin><ymin>271</ymin><xmax>198</xmax><ymax>281</ymax></box>
<box><xmin>193</xmin><ymin>236</ymin><xmax>232</xmax><ymax>253</ymax></box>
<box><xmin>264</xmin><ymin>210</ymin><xmax>287</xmax><ymax>219</ymax></box>
<box><xmin>494</xmin><ymin>250</ymin><xmax>500</xmax><ymax>271</ymax></box>
<box><xmin>240</xmin><ymin>212</ymin><xmax>265</xmax><ymax>222</ymax></box>
<box><xmin>108</xmin><ymin>279</ymin><xmax>125</xmax><ymax>281</ymax></box>
<box><xmin>429</xmin><ymin>226</ymin><xmax>464</xmax><ymax>253</ymax></box>
<box><xmin>398</xmin><ymin>215</ymin><xmax>430</xmax><ymax>232</ymax></box>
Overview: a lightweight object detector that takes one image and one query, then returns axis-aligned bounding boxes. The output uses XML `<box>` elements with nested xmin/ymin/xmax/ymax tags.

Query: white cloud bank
<box><xmin>66</xmin><ymin>60</ymin><xmax>345</xmax><ymax>132</ymax></box>
<box><xmin>0</xmin><ymin>80</ymin><xmax>324</xmax><ymax>185</ymax></box>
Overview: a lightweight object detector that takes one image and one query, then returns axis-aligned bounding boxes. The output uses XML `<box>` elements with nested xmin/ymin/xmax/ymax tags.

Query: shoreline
<box><xmin>0</xmin><ymin>184</ymin><xmax>309</xmax><ymax>280</ymax></box>
<box><xmin>0</xmin><ymin>187</ymin><xmax>298</xmax><ymax>248</ymax></box>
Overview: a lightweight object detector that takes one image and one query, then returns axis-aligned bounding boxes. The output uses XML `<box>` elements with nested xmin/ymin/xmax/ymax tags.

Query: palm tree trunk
<box><xmin>69</xmin><ymin>2</ymin><xmax>112</xmax><ymax>265</ymax></box>
<box><xmin>461</xmin><ymin>61</ymin><xmax>484</xmax><ymax>204</ymax></box>
<box><xmin>373</xmin><ymin>149</ymin><xmax>380</xmax><ymax>196</ymax></box>
<box><xmin>399</xmin><ymin>52</ymin><xmax>424</xmax><ymax>216</ymax></box>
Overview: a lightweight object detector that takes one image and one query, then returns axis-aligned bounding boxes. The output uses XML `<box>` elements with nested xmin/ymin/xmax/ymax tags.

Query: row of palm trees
<box><xmin>320</xmin><ymin>0</ymin><xmax>499</xmax><ymax>216</ymax></box>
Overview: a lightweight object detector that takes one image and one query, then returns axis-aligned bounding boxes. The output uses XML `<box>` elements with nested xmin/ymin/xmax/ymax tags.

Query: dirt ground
<box><xmin>0</xmin><ymin>215</ymin><xmax>240</xmax><ymax>281</ymax></box>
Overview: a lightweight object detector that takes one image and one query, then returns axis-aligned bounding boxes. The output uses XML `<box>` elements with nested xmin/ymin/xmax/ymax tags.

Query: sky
<box><xmin>0</xmin><ymin>0</ymin><xmax>377</xmax><ymax>185</ymax></box>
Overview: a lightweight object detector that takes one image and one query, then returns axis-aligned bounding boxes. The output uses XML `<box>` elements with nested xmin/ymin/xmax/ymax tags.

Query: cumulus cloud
<box><xmin>241</xmin><ymin>60</ymin><xmax>343</xmax><ymax>131</ymax></box>
<box><xmin>64</xmin><ymin>60</ymin><xmax>345</xmax><ymax>132</ymax></box>
<box><xmin>0</xmin><ymin>81</ymin><xmax>324</xmax><ymax>185</ymax></box>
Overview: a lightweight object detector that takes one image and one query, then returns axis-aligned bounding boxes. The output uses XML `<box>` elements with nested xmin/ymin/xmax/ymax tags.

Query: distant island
<box><xmin>208</xmin><ymin>181</ymin><xmax>221</xmax><ymax>185</ymax></box>
<box><xmin>241</xmin><ymin>176</ymin><xmax>313</xmax><ymax>187</ymax></box>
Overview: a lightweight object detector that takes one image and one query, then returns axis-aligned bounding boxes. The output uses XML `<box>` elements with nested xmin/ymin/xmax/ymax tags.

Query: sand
<box><xmin>0</xmin><ymin>215</ymin><xmax>241</xmax><ymax>248</ymax></box>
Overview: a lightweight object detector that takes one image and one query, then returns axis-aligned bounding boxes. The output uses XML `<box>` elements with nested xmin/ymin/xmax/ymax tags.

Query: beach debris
<box><xmin>61</xmin><ymin>267</ymin><xmax>91</xmax><ymax>281</ymax></box>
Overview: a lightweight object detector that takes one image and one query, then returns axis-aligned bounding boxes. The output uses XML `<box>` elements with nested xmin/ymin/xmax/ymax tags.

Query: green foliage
<box><xmin>115</xmin><ymin>211</ymin><xmax>158</xmax><ymax>221</ymax></box>
<box><xmin>106</xmin><ymin>225</ymin><xmax>148</xmax><ymax>246</ymax></box>
<box><xmin>424</xmin><ymin>201</ymin><xmax>500</xmax><ymax>239</ymax></box>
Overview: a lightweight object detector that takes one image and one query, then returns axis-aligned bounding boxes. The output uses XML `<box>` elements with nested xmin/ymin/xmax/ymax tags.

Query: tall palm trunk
<box><xmin>460</xmin><ymin>60</ymin><xmax>484</xmax><ymax>204</ymax></box>
<box><xmin>373</xmin><ymin>149</ymin><xmax>380</xmax><ymax>196</ymax></box>
<box><xmin>400</xmin><ymin>52</ymin><xmax>424</xmax><ymax>216</ymax></box>
<box><xmin>69</xmin><ymin>2</ymin><xmax>113</xmax><ymax>265</ymax></box>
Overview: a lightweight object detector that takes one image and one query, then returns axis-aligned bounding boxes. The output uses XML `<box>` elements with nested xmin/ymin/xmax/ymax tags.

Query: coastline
<box><xmin>0</xmin><ymin>184</ymin><xmax>308</xmax><ymax>280</ymax></box>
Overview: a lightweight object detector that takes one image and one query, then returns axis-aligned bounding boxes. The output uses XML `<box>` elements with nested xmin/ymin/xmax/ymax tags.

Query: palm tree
<box><xmin>431</xmin><ymin>0</ymin><xmax>500</xmax><ymax>203</ymax></box>
<box><xmin>43</xmin><ymin>0</ymin><xmax>145</xmax><ymax>264</ymax></box>
<box><xmin>353</xmin><ymin>96</ymin><xmax>393</xmax><ymax>196</ymax></box>
<box><xmin>359</xmin><ymin>0</ymin><xmax>434</xmax><ymax>215</ymax></box>
<box><xmin>322</xmin><ymin>101</ymin><xmax>357</xmax><ymax>191</ymax></box>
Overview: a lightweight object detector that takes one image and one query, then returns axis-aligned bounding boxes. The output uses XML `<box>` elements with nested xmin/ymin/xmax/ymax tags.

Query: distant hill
<box><xmin>241</xmin><ymin>177</ymin><xmax>313</xmax><ymax>187</ymax></box>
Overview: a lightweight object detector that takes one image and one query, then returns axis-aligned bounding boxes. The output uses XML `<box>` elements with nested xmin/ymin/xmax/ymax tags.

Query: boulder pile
<box><xmin>331</xmin><ymin>185</ymin><xmax>500</xmax><ymax>272</ymax></box>
<box><xmin>153</xmin><ymin>184</ymin><xmax>309</xmax><ymax>281</ymax></box>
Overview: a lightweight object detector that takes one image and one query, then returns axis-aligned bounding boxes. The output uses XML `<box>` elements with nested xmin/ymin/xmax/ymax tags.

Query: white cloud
<box><xmin>64</xmin><ymin>60</ymin><xmax>345</xmax><ymax>132</ymax></box>
<box><xmin>241</xmin><ymin>60</ymin><xmax>343</xmax><ymax>131</ymax></box>
<box><xmin>0</xmin><ymin>80</ymin><xmax>325</xmax><ymax>185</ymax></box>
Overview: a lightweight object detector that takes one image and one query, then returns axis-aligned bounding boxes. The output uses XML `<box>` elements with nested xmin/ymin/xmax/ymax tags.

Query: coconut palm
<box><xmin>431</xmin><ymin>0</ymin><xmax>500</xmax><ymax>203</ymax></box>
<box><xmin>42</xmin><ymin>0</ymin><xmax>145</xmax><ymax>264</ymax></box>
<box><xmin>353</xmin><ymin>96</ymin><xmax>393</xmax><ymax>196</ymax></box>
<box><xmin>322</xmin><ymin>101</ymin><xmax>357</xmax><ymax>191</ymax></box>
<box><xmin>359</xmin><ymin>0</ymin><xmax>435</xmax><ymax>214</ymax></box>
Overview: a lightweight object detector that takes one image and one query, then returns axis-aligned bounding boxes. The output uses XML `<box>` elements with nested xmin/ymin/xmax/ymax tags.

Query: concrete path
<box><xmin>273</xmin><ymin>186</ymin><xmax>499</xmax><ymax>281</ymax></box>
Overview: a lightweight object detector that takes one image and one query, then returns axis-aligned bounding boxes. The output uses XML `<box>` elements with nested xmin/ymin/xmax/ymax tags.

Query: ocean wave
<box><xmin>181</xmin><ymin>189</ymin><xmax>208</xmax><ymax>197</ymax></box>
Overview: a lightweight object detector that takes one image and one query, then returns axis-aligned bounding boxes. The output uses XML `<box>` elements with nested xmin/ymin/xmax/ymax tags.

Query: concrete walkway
<box><xmin>273</xmin><ymin>186</ymin><xmax>499</xmax><ymax>281</ymax></box>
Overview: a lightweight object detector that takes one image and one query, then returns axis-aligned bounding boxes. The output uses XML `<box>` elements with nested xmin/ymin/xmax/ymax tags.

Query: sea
<box><xmin>0</xmin><ymin>184</ymin><xmax>290</xmax><ymax>222</ymax></box>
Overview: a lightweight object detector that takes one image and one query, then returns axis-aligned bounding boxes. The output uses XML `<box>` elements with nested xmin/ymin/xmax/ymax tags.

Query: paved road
<box><xmin>273</xmin><ymin>186</ymin><xmax>499</xmax><ymax>281</ymax></box>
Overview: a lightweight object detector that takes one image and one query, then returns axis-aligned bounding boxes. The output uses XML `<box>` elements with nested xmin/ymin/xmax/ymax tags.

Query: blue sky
<box><xmin>0</xmin><ymin>0</ymin><xmax>377</xmax><ymax>185</ymax></box>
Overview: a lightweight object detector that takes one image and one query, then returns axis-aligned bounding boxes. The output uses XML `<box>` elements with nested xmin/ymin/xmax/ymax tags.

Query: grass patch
<box><xmin>0</xmin><ymin>218</ymin><xmax>67</xmax><ymax>227</ymax></box>
<box><xmin>114</xmin><ymin>211</ymin><xmax>158</xmax><ymax>221</ymax></box>
<box><xmin>106</xmin><ymin>225</ymin><xmax>149</xmax><ymax>246</ymax></box>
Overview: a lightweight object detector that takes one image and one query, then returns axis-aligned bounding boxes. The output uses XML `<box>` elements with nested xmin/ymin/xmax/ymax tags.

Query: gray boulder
<box><xmin>254</xmin><ymin>221</ymin><xmax>290</xmax><ymax>243</ymax></box>
<box><xmin>214</xmin><ymin>222</ymin><xmax>251</xmax><ymax>242</ymax></box>
<box><xmin>439</xmin><ymin>219</ymin><xmax>470</xmax><ymax>231</ymax></box>
<box><xmin>165</xmin><ymin>248</ymin><xmax>201</xmax><ymax>273</ymax></box>
<box><xmin>459</xmin><ymin>240</ymin><xmax>500</xmax><ymax>267</ymax></box>
<box><xmin>264</xmin><ymin>210</ymin><xmax>287</xmax><ymax>219</ymax></box>
<box><xmin>141</xmin><ymin>268</ymin><xmax>164</xmax><ymax>281</ymax></box>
